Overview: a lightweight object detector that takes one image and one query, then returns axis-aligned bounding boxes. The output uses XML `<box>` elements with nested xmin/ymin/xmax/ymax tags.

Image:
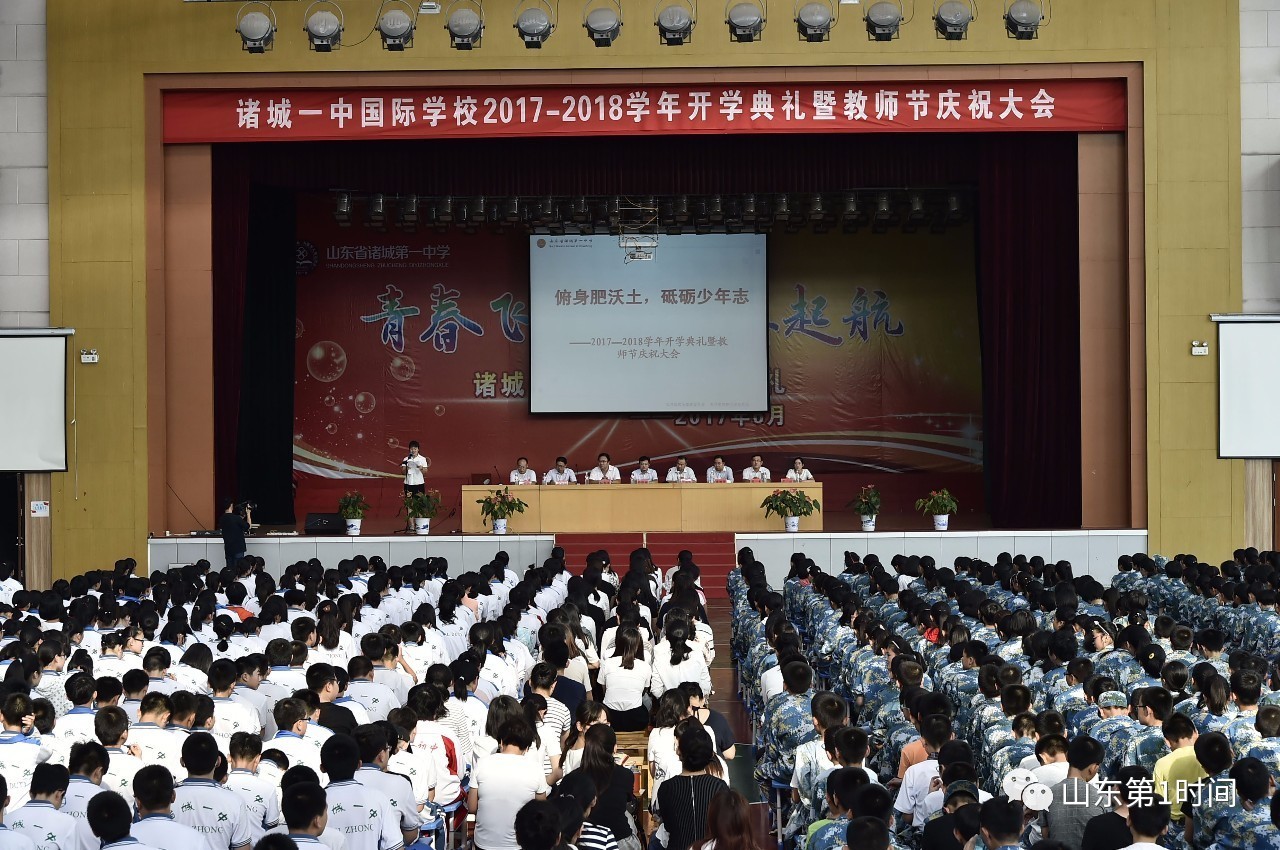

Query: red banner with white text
<box><xmin>164</xmin><ymin>79</ymin><xmax>1125</xmax><ymax>143</ymax></box>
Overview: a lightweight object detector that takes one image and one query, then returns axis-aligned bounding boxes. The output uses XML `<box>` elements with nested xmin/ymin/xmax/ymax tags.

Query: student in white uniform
<box><xmin>171</xmin><ymin>733</ymin><xmax>254</xmax><ymax>850</ymax></box>
<box><xmin>9</xmin><ymin>763</ymin><xmax>78</xmax><ymax>850</ymax></box>
<box><xmin>509</xmin><ymin>457</ymin><xmax>538</xmax><ymax>485</ymax></box>
<box><xmin>466</xmin><ymin>718</ymin><xmax>549</xmax><ymax>850</ymax></box>
<box><xmin>665</xmin><ymin>456</ymin><xmax>698</xmax><ymax>483</ymax></box>
<box><xmin>543</xmin><ymin>457</ymin><xmax>577</xmax><ymax>485</ymax></box>
<box><xmin>0</xmin><ymin>774</ymin><xmax>37</xmax><ymax>850</ymax></box>
<box><xmin>208</xmin><ymin>660</ymin><xmax>262</xmax><ymax>754</ymax></box>
<box><xmin>63</xmin><ymin>742</ymin><xmax>111</xmax><ymax>850</ymax></box>
<box><xmin>224</xmin><ymin>733</ymin><xmax>284</xmax><ymax>843</ymax></box>
<box><xmin>784</xmin><ymin>457</ymin><xmax>815</xmax><ymax>482</ymax></box>
<box><xmin>268</xmin><ymin>699</ymin><xmax>325</xmax><ymax>780</ymax></box>
<box><xmin>400</xmin><ymin>442</ymin><xmax>429</xmax><ymax>493</ymax></box>
<box><xmin>319</xmin><ymin>735</ymin><xmax>404</xmax><ymax>850</ymax></box>
<box><xmin>741</xmin><ymin>454</ymin><xmax>771</xmax><ymax>483</ymax></box>
<box><xmin>85</xmin><ymin>791</ymin><xmax>167</xmax><ymax>850</ymax></box>
<box><xmin>0</xmin><ymin>694</ymin><xmax>53</xmax><ymax>813</ymax></box>
<box><xmin>127</xmin><ymin>694</ymin><xmax>183</xmax><ymax>780</ymax></box>
<box><xmin>278</xmin><ymin>780</ymin><xmax>332</xmax><ymax>849</ymax></box>
<box><xmin>630</xmin><ymin>456</ymin><xmax>660</xmax><ymax>484</ymax></box>
<box><xmin>96</xmin><ymin>707</ymin><xmax>145</xmax><ymax>794</ymax></box>
<box><xmin>352</xmin><ymin>726</ymin><xmax>422</xmax><ymax>849</ymax></box>
<box><xmin>706</xmin><ymin>456</ymin><xmax>734</xmax><ymax>484</ymax></box>
<box><xmin>130</xmin><ymin>766</ymin><xmax>207</xmax><ymax>847</ymax></box>
<box><xmin>586</xmin><ymin>453</ymin><xmax>621</xmax><ymax>484</ymax></box>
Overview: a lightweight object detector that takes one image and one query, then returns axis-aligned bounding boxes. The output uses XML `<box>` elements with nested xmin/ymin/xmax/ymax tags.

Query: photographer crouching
<box><xmin>219</xmin><ymin>499</ymin><xmax>255</xmax><ymax>570</ymax></box>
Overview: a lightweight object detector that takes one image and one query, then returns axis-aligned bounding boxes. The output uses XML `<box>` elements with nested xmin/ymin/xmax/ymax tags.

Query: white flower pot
<box><xmin>784</xmin><ymin>516</ymin><xmax>800</xmax><ymax>533</ymax></box>
<box><xmin>861</xmin><ymin>514</ymin><xmax>877</xmax><ymax>532</ymax></box>
<box><xmin>933</xmin><ymin>514</ymin><xmax>950</xmax><ymax>531</ymax></box>
<box><xmin>413</xmin><ymin>517</ymin><xmax>431</xmax><ymax>535</ymax></box>
<box><xmin>493</xmin><ymin>518</ymin><xmax>508</xmax><ymax>535</ymax></box>
<box><xmin>345</xmin><ymin>517</ymin><xmax>362</xmax><ymax>536</ymax></box>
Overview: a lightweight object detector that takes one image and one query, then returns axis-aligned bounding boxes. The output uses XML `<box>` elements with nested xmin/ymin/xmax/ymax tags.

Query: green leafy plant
<box><xmin>915</xmin><ymin>488</ymin><xmax>959</xmax><ymax>517</ymax></box>
<box><xmin>760</xmin><ymin>488</ymin><xmax>821</xmax><ymax>519</ymax></box>
<box><xmin>477</xmin><ymin>487</ymin><xmax>529</xmax><ymax>524</ymax></box>
<box><xmin>337</xmin><ymin>491</ymin><xmax>372</xmax><ymax>520</ymax></box>
<box><xmin>400</xmin><ymin>489</ymin><xmax>442</xmax><ymax>520</ymax></box>
<box><xmin>848</xmin><ymin>485</ymin><xmax>882</xmax><ymax>516</ymax></box>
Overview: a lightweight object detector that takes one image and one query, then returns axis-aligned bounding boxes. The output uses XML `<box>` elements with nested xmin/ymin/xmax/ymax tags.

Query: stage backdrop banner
<box><xmin>291</xmin><ymin>194</ymin><xmax>984</xmax><ymax>522</ymax></box>
<box><xmin>165</xmin><ymin>79</ymin><xmax>1125</xmax><ymax>144</ymax></box>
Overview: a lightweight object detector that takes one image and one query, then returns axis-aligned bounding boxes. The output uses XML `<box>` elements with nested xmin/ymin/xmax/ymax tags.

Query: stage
<box><xmin>146</xmin><ymin>528</ymin><xmax>1145</xmax><ymax>585</ymax></box>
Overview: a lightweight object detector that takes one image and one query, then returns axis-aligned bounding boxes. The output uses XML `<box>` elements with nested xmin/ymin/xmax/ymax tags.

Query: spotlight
<box><xmin>445</xmin><ymin>0</ymin><xmax>484</xmax><ymax>47</ymax></box>
<box><xmin>726</xmin><ymin>0</ymin><xmax>765</xmax><ymax>41</ymax></box>
<box><xmin>1004</xmin><ymin>0</ymin><xmax>1042</xmax><ymax>39</ymax></box>
<box><xmin>366</xmin><ymin>194</ymin><xmax>387</xmax><ymax>230</ymax></box>
<box><xmin>946</xmin><ymin>192</ymin><xmax>964</xmax><ymax>222</ymax></box>
<box><xmin>774</xmin><ymin>194</ymin><xmax>791</xmax><ymax>221</ymax></box>
<box><xmin>903</xmin><ymin>193</ymin><xmax>926</xmax><ymax>232</ymax></box>
<box><xmin>808</xmin><ymin>194</ymin><xmax>825</xmax><ymax>221</ymax></box>
<box><xmin>514</xmin><ymin>0</ymin><xmax>556</xmax><ymax>46</ymax></box>
<box><xmin>675</xmin><ymin>195</ymin><xmax>690</xmax><ymax>222</ymax></box>
<box><xmin>471</xmin><ymin>197</ymin><xmax>488</xmax><ymax>222</ymax></box>
<box><xmin>573</xmin><ymin>197</ymin><xmax>590</xmax><ymax>222</ymax></box>
<box><xmin>505</xmin><ymin>197</ymin><xmax>522</xmax><ymax>222</ymax></box>
<box><xmin>303</xmin><ymin>0</ymin><xmax>344</xmax><ymax>50</ymax></box>
<box><xmin>236</xmin><ymin>2</ymin><xmax>277</xmax><ymax>52</ymax></box>
<box><xmin>656</xmin><ymin>0</ymin><xmax>695</xmax><ymax>45</ymax></box>
<box><xmin>863</xmin><ymin>0</ymin><xmax>900</xmax><ymax>40</ymax></box>
<box><xmin>399</xmin><ymin>195</ymin><xmax>419</xmax><ymax>231</ymax></box>
<box><xmin>438</xmin><ymin>196</ymin><xmax>455</xmax><ymax>223</ymax></box>
<box><xmin>795</xmin><ymin>0</ymin><xmax>835</xmax><ymax>41</ymax></box>
<box><xmin>741</xmin><ymin>194</ymin><xmax>758</xmax><ymax>221</ymax></box>
<box><xmin>842</xmin><ymin>193</ymin><xmax>860</xmax><ymax>220</ymax></box>
<box><xmin>872</xmin><ymin>192</ymin><xmax>893</xmax><ymax>232</ymax></box>
<box><xmin>933</xmin><ymin>0</ymin><xmax>972</xmax><ymax>39</ymax></box>
<box><xmin>377</xmin><ymin>0</ymin><xmax>417</xmax><ymax>48</ymax></box>
<box><xmin>709</xmin><ymin>195</ymin><xmax>723</xmax><ymax>221</ymax></box>
<box><xmin>334</xmin><ymin>192</ymin><xmax>352</xmax><ymax>226</ymax></box>
<box><xmin>583</xmin><ymin>0</ymin><xmax>622</xmax><ymax>45</ymax></box>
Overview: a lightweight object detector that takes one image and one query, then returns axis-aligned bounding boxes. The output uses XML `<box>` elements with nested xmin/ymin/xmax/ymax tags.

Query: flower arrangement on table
<box><xmin>477</xmin><ymin>487</ymin><xmax>529</xmax><ymax>525</ymax></box>
<box><xmin>915</xmin><ymin>489</ymin><xmax>959</xmax><ymax>516</ymax></box>
<box><xmin>400</xmin><ymin>489</ymin><xmax>442</xmax><ymax>520</ymax></box>
<box><xmin>760</xmin><ymin>488</ymin><xmax>821</xmax><ymax>518</ymax></box>
<box><xmin>337</xmin><ymin>491</ymin><xmax>371</xmax><ymax>519</ymax></box>
<box><xmin>848</xmin><ymin>485</ymin><xmax>882</xmax><ymax>517</ymax></box>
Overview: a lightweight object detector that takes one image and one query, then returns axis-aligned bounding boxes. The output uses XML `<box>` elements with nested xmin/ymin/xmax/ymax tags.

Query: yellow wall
<box><xmin>45</xmin><ymin>0</ymin><xmax>1243</xmax><ymax>577</ymax></box>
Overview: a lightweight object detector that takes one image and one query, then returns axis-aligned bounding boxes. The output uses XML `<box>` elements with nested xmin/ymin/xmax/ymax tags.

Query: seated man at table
<box><xmin>631</xmin><ymin>456</ymin><xmax>660</xmax><ymax>484</ymax></box>
<box><xmin>510</xmin><ymin>457</ymin><xmax>538</xmax><ymax>485</ymax></box>
<box><xmin>742</xmin><ymin>454</ymin><xmax>771</xmax><ymax>483</ymax></box>
<box><xmin>587</xmin><ymin>453</ymin><xmax>621</xmax><ymax>484</ymax></box>
<box><xmin>707</xmin><ymin>456</ymin><xmax>734</xmax><ymax>484</ymax></box>
<box><xmin>666</xmin><ymin>456</ymin><xmax>698</xmax><ymax>483</ymax></box>
<box><xmin>543</xmin><ymin>456</ymin><xmax>577</xmax><ymax>485</ymax></box>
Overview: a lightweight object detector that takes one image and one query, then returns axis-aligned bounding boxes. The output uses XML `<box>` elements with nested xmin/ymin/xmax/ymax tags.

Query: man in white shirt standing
<box><xmin>587</xmin><ymin>453</ymin><xmax>620</xmax><ymax>484</ymax></box>
<box><xmin>742</xmin><ymin>454</ymin><xmax>771</xmax><ymax>483</ymax></box>
<box><xmin>630</xmin><ymin>457</ymin><xmax>659</xmax><ymax>484</ymax></box>
<box><xmin>509</xmin><ymin>457</ymin><xmax>537</xmax><ymax>485</ymax></box>
<box><xmin>706</xmin><ymin>456</ymin><xmax>734</xmax><ymax>484</ymax></box>
<box><xmin>543</xmin><ymin>457</ymin><xmax>577</xmax><ymax>485</ymax></box>
<box><xmin>665</xmin><ymin>456</ymin><xmax>697</xmax><ymax>483</ymax></box>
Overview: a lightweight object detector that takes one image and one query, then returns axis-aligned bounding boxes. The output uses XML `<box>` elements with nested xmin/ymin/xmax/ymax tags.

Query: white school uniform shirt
<box><xmin>543</xmin><ymin>467</ymin><xmax>577</xmax><ymax>485</ymax></box>
<box><xmin>9</xmin><ymin>799</ymin><xmax>78</xmax><ymax>850</ymax></box>
<box><xmin>509</xmin><ymin>468</ymin><xmax>537</xmax><ymax>485</ymax></box>
<box><xmin>894</xmin><ymin>757</ymin><xmax>940</xmax><ymax>827</ymax></box>
<box><xmin>61</xmin><ymin>775</ymin><xmax>107</xmax><ymax>850</ymax></box>
<box><xmin>347</xmin><ymin>679</ymin><xmax>400</xmax><ymax>722</ymax></box>
<box><xmin>648</xmin><ymin>649</ymin><xmax>712</xmax><ymax>697</ymax></box>
<box><xmin>630</xmin><ymin>468</ymin><xmax>659</xmax><ymax>483</ymax></box>
<box><xmin>56</xmin><ymin>708</ymin><xmax>97</xmax><ymax>746</ymax></box>
<box><xmin>587</xmin><ymin>465</ymin><xmax>621</xmax><ymax>483</ymax></box>
<box><xmin>131</xmin><ymin>814</ymin><xmax>208</xmax><ymax>848</ymax></box>
<box><xmin>225</xmin><ymin>768</ymin><xmax>284</xmax><ymax>842</ymax></box>
<box><xmin>472</xmin><ymin>752</ymin><xmax>550</xmax><ymax>850</ymax></box>
<box><xmin>597</xmin><ymin>657</ymin><xmax>652</xmax><ymax>712</ymax></box>
<box><xmin>211</xmin><ymin>696</ymin><xmax>262</xmax><ymax>753</ymax></box>
<box><xmin>741</xmin><ymin>466</ymin><xmax>771</xmax><ymax>482</ymax></box>
<box><xmin>784</xmin><ymin>468</ymin><xmax>815</xmax><ymax>482</ymax></box>
<box><xmin>104</xmin><ymin>747</ymin><xmax>145</xmax><ymax>795</ymax></box>
<box><xmin>128</xmin><ymin>723</ymin><xmax>185</xmax><ymax>779</ymax></box>
<box><xmin>388</xmin><ymin>747</ymin><xmax>436</xmax><ymax>807</ymax></box>
<box><xmin>232</xmin><ymin>685</ymin><xmax>275</xmax><ymax>738</ymax></box>
<box><xmin>665</xmin><ymin>466</ymin><xmax>697</xmax><ymax>482</ymax></box>
<box><xmin>0</xmin><ymin>824</ymin><xmax>36</xmax><ymax>850</ymax></box>
<box><xmin>403</xmin><ymin>455</ymin><xmax>428</xmax><ymax>487</ymax></box>
<box><xmin>268</xmin><ymin>730</ymin><xmax>325</xmax><ymax>779</ymax></box>
<box><xmin>355</xmin><ymin>765</ymin><xmax>423</xmax><ymax>834</ymax></box>
<box><xmin>706</xmin><ymin>465</ymin><xmax>734</xmax><ymax>483</ymax></box>
<box><xmin>0</xmin><ymin>732</ymin><xmax>52</xmax><ymax>812</ymax></box>
<box><xmin>324</xmin><ymin>779</ymin><xmax>405</xmax><ymax>850</ymax></box>
<box><xmin>173</xmin><ymin>777</ymin><xmax>254</xmax><ymax>850</ymax></box>
<box><xmin>334</xmin><ymin>696</ymin><xmax>373</xmax><ymax>726</ymax></box>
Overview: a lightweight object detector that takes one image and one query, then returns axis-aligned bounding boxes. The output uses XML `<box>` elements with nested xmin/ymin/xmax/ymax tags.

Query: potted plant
<box><xmin>337</xmin><ymin>491</ymin><xmax>372</xmax><ymax>536</ymax></box>
<box><xmin>848</xmin><ymin>485</ymin><xmax>882</xmax><ymax>532</ymax></box>
<box><xmin>915</xmin><ymin>489</ymin><xmax>959</xmax><ymax>531</ymax></box>
<box><xmin>477</xmin><ymin>486</ymin><xmax>529</xmax><ymax>535</ymax></box>
<box><xmin>760</xmin><ymin>488</ymin><xmax>821</xmax><ymax>533</ymax></box>
<box><xmin>400</xmin><ymin>489</ymin><xmax>442</xmax><ymax>535</ymax></box>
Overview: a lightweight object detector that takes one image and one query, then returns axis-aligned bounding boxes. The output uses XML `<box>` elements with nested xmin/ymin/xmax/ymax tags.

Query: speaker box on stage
<box><xmin>304</xmin><ymin>513</ymin><xmax>345</xmax><ymax>535</ymax></box>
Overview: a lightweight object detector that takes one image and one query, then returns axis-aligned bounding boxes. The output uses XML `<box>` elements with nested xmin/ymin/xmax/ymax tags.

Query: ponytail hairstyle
<box><xmin>1204</xmin><ymin>675</ymin><xmax>1230</xmax><ymax>715</ymax></box>
<box><xmin>468</xmin><ymin>622</ymin><xmax>494</xmax><ymax>657</ymax></box>
<box><xmin>316</xmin><ymin>602</ymin><xmax>344</xmax><ymax>651</ymax></box>
<box><xmin>158</xmin><ymin>621</ymin><xmax>188</xmax><ymax>647</ymax></box>
<box><xmin>615</xmin><ymin>627</ymin><xmax>644</xmax><ymax>670</ymax></box>
<box><xmin>438</xmin><ymin>582</ymin><xmax>464</xmax><ymax>625</ymax></box>
<box><xmin>450</xmin><ymin>657</ymin><xmax>480</xmax><ymax>701</ymax></box>
<box><xmin>580</xmin><ymin>724</ymin><xmax>618</xmax><ymax>794</ymax></box>
<box><xmin>665</xmin><ymin>618</ymin><xmax>693</xmax><ymax>666</ymax></box>
<box><xmin>560</xmin><ymin>700</ymin><xmax>606</xmax><ymax>767</ymax></box>
<box><xmin>213</xmin><ymin>615</ymin><xmax>236</xmax><ymax>654</ymax></box>
<box><xmin>413</xmin><ymin>603</ymin><xmax>438</xmax><ymax>629</ymax></box>
<box><xmin>522</xmin><ymin>692</ymin><xmax>546</xmax><ymax>749</ymax></box>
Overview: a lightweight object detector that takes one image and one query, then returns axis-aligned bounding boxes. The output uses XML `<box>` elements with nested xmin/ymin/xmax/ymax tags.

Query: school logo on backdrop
<box><xmin>296</xmin><ymin>240</ymin><xmax>319</xmax><ymax>276</ymax></box>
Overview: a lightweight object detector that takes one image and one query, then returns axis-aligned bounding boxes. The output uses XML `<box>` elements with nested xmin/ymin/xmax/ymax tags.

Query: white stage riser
<box><xmin>146</xmin><ymin>535</ymin><xmax>556</xmax><ymax>580</ymax></box>
<box><xmin>736</xmin><ymin>530</ymin><xmax>1148</xmax><ymax>590</ymax></box>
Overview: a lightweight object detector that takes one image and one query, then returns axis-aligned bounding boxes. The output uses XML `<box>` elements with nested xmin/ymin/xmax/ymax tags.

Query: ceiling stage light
<box><xmin>864</xmin><ymin>0</ymin><xmax>900</xmax><ymax>40</ymax></box>
<box><xmin>303</xmin><ymin>0</ymin><xmax>344</xmax><ymax>50</ymax></box>
<box><xmin>656</xmin><ymin>0</ymin><xmax>696</xmax><ymax>44</ymax></box>
<box><xmin>796</xmin><ymin>0</ymin><xmax>835</xmax><ymax>41</ymax></box>
<box><xmin>236</xmin><ymin>2</ymin><xmax>277</xmax><ymax>52</ymax></box>
<box><xmin>583</xmin><ymin>0</ymin><xmax>622</xmax><ymax>45</ymax></box>
<box><xmin>1004</xmin><ymin>0</ymin><xmax>1043</xmax><ymax>39</ymax></box>
<box><xmin>515</xmin><ymin>0</ymin><xmax>557</xmax><ymax>46</ymax></box>
<box><xmin>933</xmin><ymin>0</ymin><xmax>972</xmax><ymax>39</ymax></box>
<box><xmin>378</xmin><ymin>0</ymin><xmax>417</xmax><ymax>48</ymax></box>
<box><xmin>445</xmin><ymin>0</ymin><xmax>485</xmax><ymax>47</ymax></box>
<box><xmin>726</xmin><ymin>0</ymin><xmax>765</xmax><ymax>41</ymax></box>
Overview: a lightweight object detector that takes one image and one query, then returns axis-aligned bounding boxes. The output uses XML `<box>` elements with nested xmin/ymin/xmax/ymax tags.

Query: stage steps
<box><xmin>554</xmin><ymin>532</ymin><xmax>737</xmax><ymax>599</ymax></box>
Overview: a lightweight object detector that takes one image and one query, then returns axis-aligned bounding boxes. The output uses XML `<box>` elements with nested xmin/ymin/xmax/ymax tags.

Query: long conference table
<box><xmin>460</xmin><ymin>482</ymin><xmax>824</xmax><ymax>533</ymax></box>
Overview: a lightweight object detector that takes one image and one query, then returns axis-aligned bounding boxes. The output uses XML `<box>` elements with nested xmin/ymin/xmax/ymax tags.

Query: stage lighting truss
<box><xmin>933</xmin><ymin>0</ymin><xmax>973</xmax><ymax>40</ymax></box>
<box><xmin>583</xmin><ymin>0</ymin><xmax>623</xmax><ymax>45</ymax></box>
<box><xmin>794</xmin><ymin>0</ymin><xmax>836</xmax><ymax>41</ymax></box>
<box><xmin>617</xmin><ymin>196</ymin><xmax>660</xmax><ymax>262</ymax></box>
<box><xmin>514</xmin><ymin>0</ymin><xmax>558</xmax><ymax>46</ymax></box>
<box><xmin>655</xmin><ymin>0</ymin><xmax>696</xmax><ymax>45</ymax></box>
<box><xmin>303</xmin><ymin>0</ymin><xmax>344</xmax><ymax>50</ymax></box>
<box><xmin>725</xmin><ymin>0</ymin><xmax>765</xmax><ymax>41</ymax></box>
<box><xmin>863</xmin><ymin>0</ymin><xmax>903</xmax><ymax>41</ymax></box>
<box><xmin>445</xmin><ymin>0</ymin><xmax>485</xmax><ymax>48</ymax></box>
<box><xmin>377</xmin><ymin>0</ymin><xmax>417</xmax><ymax>48</ymax></box>
<box><xmin>236</xmin><ymin>1</ymin><xmax>277</xmax><ymax>52</ymax></box>
<box><xmin>1004</xmin><ymin>0</ymin><xmax>1046</xmax><ymax>39</ymax></box>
